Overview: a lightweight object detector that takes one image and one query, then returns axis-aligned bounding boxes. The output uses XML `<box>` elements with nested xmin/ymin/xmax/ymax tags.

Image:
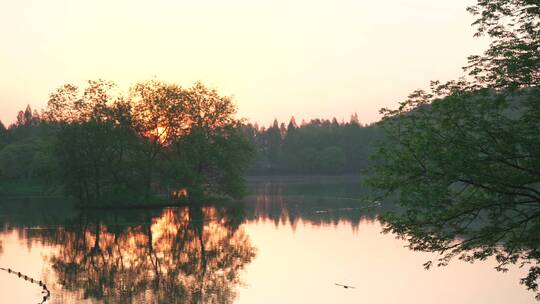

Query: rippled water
<box><xmin>0</xmin><ymin>176</ymin><xmax>533</xmax><ymax>303</ymax></box>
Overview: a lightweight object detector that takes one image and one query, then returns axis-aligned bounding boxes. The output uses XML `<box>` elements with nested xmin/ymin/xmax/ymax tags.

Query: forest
<box><xmin>244</xmin><ymin>115</ymin><xmax>381</xmax><ymax>175</ymax></box>
<box><xmin>0</xmin><ymin>84</ymin><xmax>381</xmax><ymax>203</ymax></box>
<box><xmin>0</xmin><ymin>80</ymin><xmax>256</xmax><ymax>204</ymax></box>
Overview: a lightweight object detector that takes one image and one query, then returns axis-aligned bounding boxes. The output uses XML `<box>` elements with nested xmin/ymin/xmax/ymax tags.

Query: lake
<box><xmin>0</xmin><ymin>176</ymin><xmax>533</xmax><ymax>303</ymax></box>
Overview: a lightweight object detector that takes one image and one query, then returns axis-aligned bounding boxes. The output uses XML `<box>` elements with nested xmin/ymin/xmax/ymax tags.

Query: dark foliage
<box><xmin>369</xmin><ymin>0</ymin><xmax>540</xmax><ymax>299</ymax></box>
<box><xmin>0</xmin><ymin>80</ymin><xmax>255</xmax><ymax>205</ymax></box>
<box><xmin>244</xmin><ymin>115</ymin><xmax>382</xmax><ymax>175</ymax></box>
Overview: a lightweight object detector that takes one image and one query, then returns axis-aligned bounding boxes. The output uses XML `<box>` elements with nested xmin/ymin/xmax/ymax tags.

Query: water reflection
<box><xmin>0</xmin><ymin>204</ymin><xmax>255</xmax><ymax>303</ymax></box>
<box><xmin>0</xmin><ymin>176</ymin><xmax>533</xmax><ymax>303</ymax></box>
<box><xmin>244</xmin><ymin>175</ymin><xmax>384</xmax><ymax>229</ymax></box>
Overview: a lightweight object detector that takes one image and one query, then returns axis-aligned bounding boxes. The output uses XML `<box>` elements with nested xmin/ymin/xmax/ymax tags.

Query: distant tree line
<box><xmin>0</xmin><ymin>84</ymin><xmax>383</xmax><ymax>202</ymax></box>
<box><xmin>0</xmin><ymin>105</ymin><xmax>57</xmax><ymax>183</ymax></box>
<box><xmin>242</xmin><ymin>114</ymin><xmax>382</xmax><ymax>175</ymax></box>
<box><xmin>0</xmin><ymin>108</ymin><xmax>381</xmax><ymax>192</ymax></box>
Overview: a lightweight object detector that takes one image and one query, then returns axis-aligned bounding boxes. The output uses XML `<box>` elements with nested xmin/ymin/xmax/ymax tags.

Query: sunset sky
<box><xmin>0</xmin><ymin>0</ymin><xmax>488</xmax><ymax>126</ymax></box>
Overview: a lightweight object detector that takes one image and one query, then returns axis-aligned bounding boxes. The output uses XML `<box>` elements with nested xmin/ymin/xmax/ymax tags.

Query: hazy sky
<box><xmin>0</xmin><ymin>0</ymin><xmax>488</xmax><ymax>126</ymax></box>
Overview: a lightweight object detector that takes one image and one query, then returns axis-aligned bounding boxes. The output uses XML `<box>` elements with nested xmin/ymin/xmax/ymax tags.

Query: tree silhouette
<box><xmin>368</xmin><ymin>0</ymin><xmax>540</xmax><ymax>298</ymax></box>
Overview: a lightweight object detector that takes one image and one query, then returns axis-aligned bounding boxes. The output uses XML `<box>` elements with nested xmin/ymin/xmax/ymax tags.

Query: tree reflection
<box><xmin>244</xmin><ymin>177</ymin><xmax>386</xmax><ymax>230</ymax></box>
<box><xmin>36</xmin><ymin>206</ymin><xmax>255</xmax><ymax>303</ymax></box>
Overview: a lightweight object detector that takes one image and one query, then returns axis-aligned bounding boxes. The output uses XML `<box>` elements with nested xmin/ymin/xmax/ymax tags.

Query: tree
<box><xmin>129</xmin><ymin>80</ymin><xmax>254</xmax><ymax>199</ymax></box>
<box><xmin>0</xmin><ymin>139</ymin><xmax>41</xmax><ymax>179</ymax></box>
<box><xmin>465</xmin><ymin>0</ymin><xmax>539</xmax><ymax>89</ymax></box>
<box><xmin>129</xmin><ymin>80</ymin><xmax>189</xmax><ymax>195</ymax></box>
<box><xmin>16</xmin><ymin>111</ymin><xmax>24</xmax><ymax>127</ymax></box>
<box><xmin>350</xmin><ymin>112</ymin><xmax>359</xmax><ymax>125</ymax></box>
<box><xmin>171</xmin><ymin>125</ymin><xmax>254</xmax><ymax>198</ymax></box>
<box><xmin>265</xmin><ymin>119</ymin><xmax>282</xmax><ymax>172</ymax></box>
<box><xmin>184</xmin><ymin>81</ymin><xmax>236</xmax><ymax>132</ymax></box>
<box><xmin>169</xmin><ymin>83</ymin><xmax>255</xmax><ymax>198</ymax></box>
<box><xmin>371</xmin><ymin>84</ymin><xmax>540</xmax><ymax>296</ymax></box>
<box><xmin>0</xmin><ymin>78</ymin><xmax>253</xmax><ymax>203</ymax></box>
<box><xmin>369</xmin><ymin>0</ymin><xmax>540</xmax><ymax>298</ymax></box>
<box><xmin>49</xmin><ymin>80</ymin><xmax>143</xmax><ymax>203</ymax></box>
<box><xmin>46</xmin><ymin>80</ymin><xmax>119</xmax><ymax>123</ymax></box>
<box><xmin>23</xmin><ymin>105</ymin><xmax>33</xmax><ymax>127</ymax></box>
<box><xmin>0</xmin><ymin>121</ymin><xmax>7</xmax><ymax>148</ymax></box>
<box><xmin>287</xmin><ymin>116</ymin><xmax>298</xmax><ymax>134</ymax></box>
<box><xmin>56</xmin><ymin>120</ymin><xmax>141</xmax><ymax>202</ymax></box>
<box><xmin>245</xmin><ymin>115</ymin><xmax>379</xmax><ymax>175</ymax></box>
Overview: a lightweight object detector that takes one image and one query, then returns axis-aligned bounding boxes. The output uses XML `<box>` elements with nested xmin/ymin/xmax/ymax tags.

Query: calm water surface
<box><xmin>0</xmin><ymin>176</ymin><xmax>533</xmax><ymax>303</ymax></box>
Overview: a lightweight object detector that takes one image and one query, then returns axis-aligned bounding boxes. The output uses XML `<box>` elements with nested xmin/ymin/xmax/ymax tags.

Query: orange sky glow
<box><xmin>0</xmin><ymin>0</ymin><xmax>488</xmax><ymax>126</ymax></box>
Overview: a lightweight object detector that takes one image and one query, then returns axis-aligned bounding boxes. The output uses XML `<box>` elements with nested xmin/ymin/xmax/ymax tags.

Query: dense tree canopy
<box><xmin>369</xmin><ymin>0</ymin><xmax>540</xmax><ymax>298</ymax></box>
<box><xmin>0</xmin><ymin>107</ymin><xmax>57</xmax><ymax>190</ymax></box>
<box><xmin>0</xmin><ymin>102</ymin><xmax>375</xmax><ymax>198</ymax></box>
<box><xmin>0</xmin><ymin>80</ymin><xmax>255</xmax><ymax>204</ymax></box>
<box><xmin>465</xmin><ymin>0</ymin><xmax>539</xmax><ymax>88</ymax></box>
<box><xmin>370</xmin><ymin>84</ymin><xmax>540</xmax><ymax>294</ymax></box>
<box><xmin>244</xmin><ymin>115</ymin><xmax>380</xmax><ymax>175</ymax></box>
<box><xmin>47</xmin><ymin>80</ymin><xmax>140</xmax><ymax>202</ymax></box>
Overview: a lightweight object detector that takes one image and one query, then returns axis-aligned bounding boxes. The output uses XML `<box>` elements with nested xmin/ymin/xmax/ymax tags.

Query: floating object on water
<box><xmin>0</xmin><ymin>266</ymin><xmax>50</xmax><ymax>303</ymax></box>
<box><xmin>335</xmin><ymin>283</ymin><xmax>356</xmax><ymax>289</ymax></box>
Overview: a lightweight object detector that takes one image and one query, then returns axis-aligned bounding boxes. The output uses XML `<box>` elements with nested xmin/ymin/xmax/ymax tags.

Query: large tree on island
<box><xmin>368</xmin><ymin>0</ymin><xmax>540</xmax><ymax>299</ymax></box>
<box><xmin>47</xmin><ymin>79</ymin><xmax>254</xmax><ymax>204</ymax></box>
<box><xmin>130</xmin><ymin>80</ymin><xmax>254</xmax><ymax>199</ymax></box>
